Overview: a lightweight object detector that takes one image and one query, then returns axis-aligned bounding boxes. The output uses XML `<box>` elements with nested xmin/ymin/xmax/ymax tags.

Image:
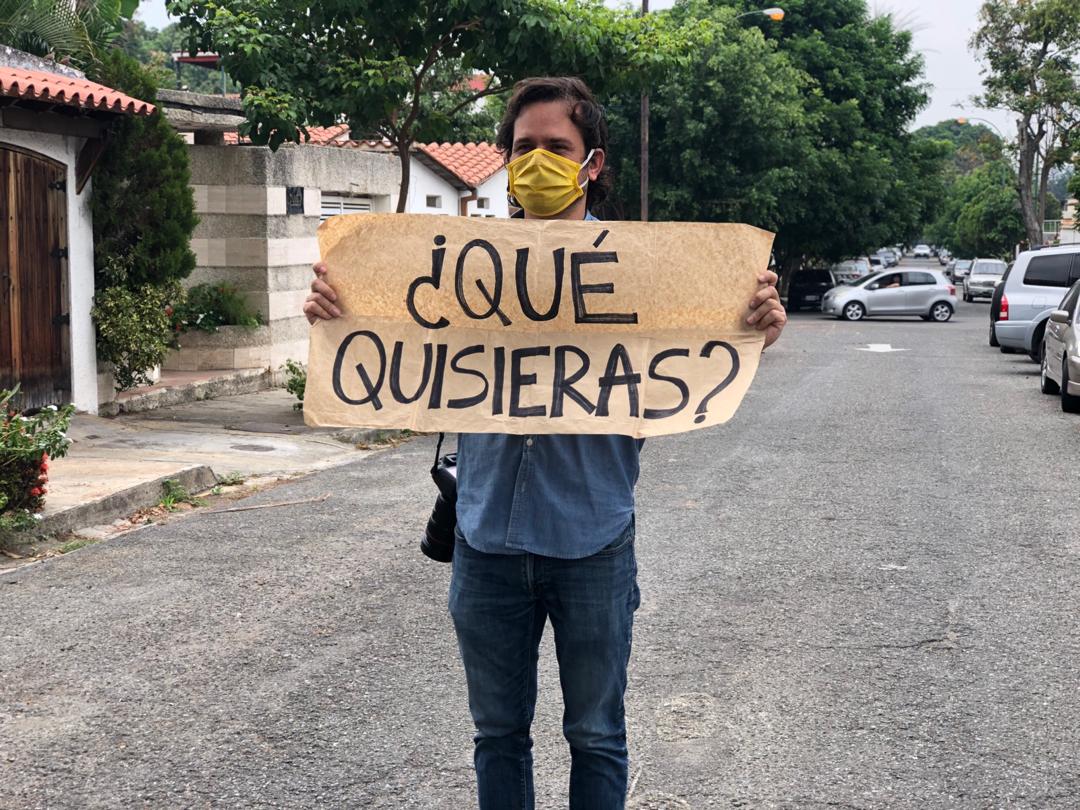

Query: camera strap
<box><xmin>432</xmin><ymin>432</ymin><xmax>445</xmax><ymax>473</ymax></box>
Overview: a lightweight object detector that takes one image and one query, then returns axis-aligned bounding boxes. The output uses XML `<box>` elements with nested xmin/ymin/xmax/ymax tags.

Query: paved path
<box><xmin>3</xmin><ymin>268</ymin><xmax>1078</xmax><ymax>808</ymax></box>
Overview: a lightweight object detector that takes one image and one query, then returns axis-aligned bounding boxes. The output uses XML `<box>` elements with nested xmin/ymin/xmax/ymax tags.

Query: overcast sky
<box><xmin>137</xmin><ymin>0</ymin><xmax>1012</xmax><ymax>136</ymax></box>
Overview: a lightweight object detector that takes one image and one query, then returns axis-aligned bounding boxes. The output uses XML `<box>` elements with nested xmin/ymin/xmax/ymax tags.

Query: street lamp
<box><xmin>737</xmin><ymin>7</ymin><xmax>785</xmax><ymax>20</ymax></box>
<box><xmin>955</xmin><ymin>116</ymin><xmax>1005</xmax><ymax>139</ymax></box>
<box><xmin>639</xmin><ymin>6</ymin><xmax>784</xmax><ymax>222</ymax></box>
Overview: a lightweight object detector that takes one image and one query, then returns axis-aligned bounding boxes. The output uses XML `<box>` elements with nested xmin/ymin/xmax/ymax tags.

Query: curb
<box><xmin>100</xmin><ymin>369</ymin><xmax>274</xmax><ymax>416</ymax></box>
<box><xmin>36</xmin><ymin>465</ymin><xmax>219</xmax><ymax>537</ymax></box>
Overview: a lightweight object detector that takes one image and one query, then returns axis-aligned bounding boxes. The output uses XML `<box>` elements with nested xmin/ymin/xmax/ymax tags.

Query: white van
<box><xmin>994</xmin><ymin>246</ymin><xmax>1080</xmax><ymax>362</ymax></box>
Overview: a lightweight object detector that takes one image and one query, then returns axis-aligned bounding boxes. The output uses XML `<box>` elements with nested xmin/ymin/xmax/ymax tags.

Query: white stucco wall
<box><xmin>402</xmin><ymin>158</ymin><xmax>461</xmax><ymax>215</ymax></box>
<box><xmin>0</xmin><ymin>127</ymin><xmax>97</xmax><ymax>414</ymax></box>
<box><xmin>466</xmin><ymin>169</ymin><xmax>510</xmax><ymax>218</ymax></box>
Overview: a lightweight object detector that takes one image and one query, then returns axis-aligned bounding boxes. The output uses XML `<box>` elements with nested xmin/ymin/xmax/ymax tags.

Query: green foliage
<box><xmin>972</xmin><ymin>0</ymin><xmax>1080</xmax><ymax>244</ymax></box>
<box><xmin>88</xmin><ymin>50</ymin><xmax>198</xmax><ymax>289</ymax></box>
<box><xmin>167</xmin><ymin>0</ymin><xmax>675</xmax><ymax>207</ymax></box>
<box><xmin>927</xmin><ymin>160</ymin><xmax>1025</xmax><ymax>259</ymax></box>
<box><xmin>281</xmin><ymin>359</ymin><xmax>306</xmax><ymax>411</ymax></box>
<box><xmin>217</xmin><ymin>472</ymin><xmax>246</xmax><ymax>486</ymax></box>
<box><xmin>0</xmin><ymin>386</ymin><xmax>74</xmax><ymax>538</ymax></box>
<box><xmin>604</xmin><ymin>1</ymin><xmax>803</xmax><ymax>226</ymax></box>
<box><xmin>160</xmin><ymin>479</ymin><xmax>206</xmax><ymax>511</ymax></box>
<box><xmin>116</xmin><ymin>19</ymin><xmax>241</xmax><ymax>94</ymax></box>
<box><xmin>0</xmin><ymin>0</ymin><xmax>135</xmax><ymax>69</ymax></box>
<box><xmin>171</xmin><ymin>283</ymin><xmax>263</xmax><ymax>334</ymax></box>
<box><xmin>92</xmin><ymin>272</ymin><xmax>181</xmax><ymax>391</ymax></box>
<box><xmin>913</xmin><ymin>120</ymin><xmax>1004</xmax><ymax>174</ymax></box>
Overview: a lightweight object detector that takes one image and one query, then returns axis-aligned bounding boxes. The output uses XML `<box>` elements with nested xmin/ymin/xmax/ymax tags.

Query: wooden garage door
<box><xmin>0</xmin><ymin>145</ymin><xmax>71</xmax><ymax>411</ymax></box>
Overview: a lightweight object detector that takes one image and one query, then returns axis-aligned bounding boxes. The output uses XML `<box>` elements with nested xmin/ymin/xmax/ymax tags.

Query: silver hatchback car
<box><xmin>822</xmin><ymin>270</ymin><xmax>957</xmax><ymax>322</ymax></box>
<box><xmin>1039</xmin><ymin>279</ymin><xmax>1080</xmax><ymax>412</ymax></box>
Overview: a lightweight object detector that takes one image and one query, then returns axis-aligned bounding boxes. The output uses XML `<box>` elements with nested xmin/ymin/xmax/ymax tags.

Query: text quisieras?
<box><xmin>331</xmin><ymin>331</ymin><xmax>740</xmax><ymax>425</ymax></box>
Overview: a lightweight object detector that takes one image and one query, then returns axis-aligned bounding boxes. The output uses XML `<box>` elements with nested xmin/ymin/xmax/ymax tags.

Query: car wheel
<box><xmin>1000</xmin><ymin>346</ymin><xmax>1018</xmax><ymax>353</ymax></box>
<box><xmin>842</xmin><ymin>301</ymin><xmax>865</xmax><ymax>321</ymax></box>
<box><xmin>1062</xmin><ymin>359</ymin><xmax>1080</xmax><ymax>413</ymax></box>
<box><xmin>989</xmin><ymin>324</ymin><xmax>999</xmax><ymax>347</ymax></box>
<box><xmin>1041</xmin><ymin>342</ymin><xmax>1060</xmax><ymax>395</ymax></box>
<box><xmin>920</xmin><ymin>314</ymin><xmax>931</xmax><ymax>321</ymax></box>
<box><xmin>1029</xmin><ymin>324</ymin><xmax>1046</xmax><ymax>363</ymax></box>
<box><xmin>930</xmin><ymin>301</ymin><xmax>953</xmax><ymax>322</ymax></box>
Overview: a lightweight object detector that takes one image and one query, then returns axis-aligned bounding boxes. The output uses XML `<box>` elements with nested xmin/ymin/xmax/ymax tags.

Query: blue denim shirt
<box><xmin>455</xmin><ymin>212</ymin><xmax>641</xmax><ymax>559</ymax></box>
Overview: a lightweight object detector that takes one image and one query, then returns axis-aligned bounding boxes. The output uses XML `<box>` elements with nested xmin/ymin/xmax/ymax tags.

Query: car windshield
<box><xmin>973</xmin><ymin>260</ymin><xmax>1007</xmax><ymax>276</ymax></box>
<box><xmin>847</xmin><ymin>272</ymin><xmax>882</xmax><ymax>287</ymax></box>
<box><xmin>955</xmin><ymin>260</ymin><xmax>972</xmax><ymax>269</ymax></box>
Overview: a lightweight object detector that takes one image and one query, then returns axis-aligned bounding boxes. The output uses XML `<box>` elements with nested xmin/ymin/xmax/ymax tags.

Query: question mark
<box><xmin>693</xmin><ymin>340</ymin><xmax>740</xmax><ymax>423</ymax></box>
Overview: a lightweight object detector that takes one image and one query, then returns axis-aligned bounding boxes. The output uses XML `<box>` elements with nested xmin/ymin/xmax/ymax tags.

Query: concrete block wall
<box><xmin>179</xmin><ymin>143</ymin><xmax>399</xmax><ymax>372</ymax></box>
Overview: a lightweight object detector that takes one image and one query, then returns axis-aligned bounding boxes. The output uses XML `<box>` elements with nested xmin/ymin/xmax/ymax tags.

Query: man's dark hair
<box><xmin>496</xmin><ymin>76</ymin><xmax>612</xmax><ymax>209</ymax></box>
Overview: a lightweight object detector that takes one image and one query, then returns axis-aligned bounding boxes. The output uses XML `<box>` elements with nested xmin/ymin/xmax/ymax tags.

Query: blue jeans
<box><xmin>448</xmin><ymin>521</ymin><xmax>640</xmax><ymax>810</ymax></box>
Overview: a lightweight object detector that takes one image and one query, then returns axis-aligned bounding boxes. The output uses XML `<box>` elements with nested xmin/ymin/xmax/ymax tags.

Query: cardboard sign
<box><xmin>304</xmin><ymin>214</ymin><xmax>774</xmax><ymax>438</ymax></box>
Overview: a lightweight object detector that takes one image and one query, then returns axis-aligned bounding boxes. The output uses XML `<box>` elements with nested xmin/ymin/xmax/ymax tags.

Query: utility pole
<box><xmin>640</xmin><ymin>0</ymin><xmax>649</xmax><ymax>222</ymax></box>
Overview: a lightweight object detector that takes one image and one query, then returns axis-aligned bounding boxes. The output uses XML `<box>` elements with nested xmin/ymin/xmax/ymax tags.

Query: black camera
<box><xmin>421</xmin><ymin>450</ymin><xmax>458</xmax><ymax>562</ymax></box>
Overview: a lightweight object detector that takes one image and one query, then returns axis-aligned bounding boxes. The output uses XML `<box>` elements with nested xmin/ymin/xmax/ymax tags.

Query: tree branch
<box><xmin>442</xmin><ymin>83</ymin><xmax>509</xmax><ymax>119</ymax></box>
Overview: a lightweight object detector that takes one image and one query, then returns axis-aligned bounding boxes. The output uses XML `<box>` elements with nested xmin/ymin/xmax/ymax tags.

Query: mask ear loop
<box><xmin>577</xmin><ymin>148</ymin><xmax>597</xmax><ymax>190</ymax></box>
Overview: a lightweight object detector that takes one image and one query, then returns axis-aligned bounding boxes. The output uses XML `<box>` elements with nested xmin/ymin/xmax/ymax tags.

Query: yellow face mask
<box><xmin>507</xmin><ymin>148</ymin><xmax>595</xmax><ymax>217</ymax></box>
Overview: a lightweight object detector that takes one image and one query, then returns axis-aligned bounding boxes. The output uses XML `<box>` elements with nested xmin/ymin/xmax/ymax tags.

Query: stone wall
<box><xmin>167</xmin><ymin>143</ymin><xmax>399</xmax><ymax>375</ymax></box>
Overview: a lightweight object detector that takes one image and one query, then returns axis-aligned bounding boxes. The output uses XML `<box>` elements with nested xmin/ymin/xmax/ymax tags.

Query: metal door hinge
<box><xmin>48</xmin><ymin>179</ymin><xmax>67</xmax><ymax>192</ymax></box>
<box><xmin>51</xmin><ymin>247</ymin><xmax>68</xmax><ymax>259</ymax></box>
<box><xmin>52</xmin><ymin>313</ymin><xmax>70</xmax><ymax>326</ymax></box>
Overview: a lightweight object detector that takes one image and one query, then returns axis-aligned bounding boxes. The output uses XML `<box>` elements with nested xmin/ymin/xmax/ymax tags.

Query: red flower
<box><xmin>29</xmin><ymin>487</ymin><xmax>42</xmax><ymax>497</ymax></box>
<box><xmin>39</xmin><ymin>461</ymin><xmax>48</xmax><ymax>472</ymax></box>
<box><xmin>42</xmin><ymin>452</ymin><xmax>49</xmax><ymax>462</ymax></box>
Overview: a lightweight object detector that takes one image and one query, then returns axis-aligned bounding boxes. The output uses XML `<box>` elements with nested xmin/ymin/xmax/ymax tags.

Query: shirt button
<box><xmin>525</xmin><ymin>437</ymin><xmax>534</xmax><ymax>447</ymax></box>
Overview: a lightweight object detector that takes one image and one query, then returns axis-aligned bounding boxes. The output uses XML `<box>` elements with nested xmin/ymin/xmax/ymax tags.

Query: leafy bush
<box><xmin>1</xmin><ymin>386</ymin><xmax>75</xmax><ymax>541</ymax></box>
<box><xmin>92</xmin><ymin>262</ymin><xmax>181</xmax><ymax>391</ymax></box>
<box><xmin>281</xmin><ymin>359</ymin><xmax>306</xmax><ymax>410</ymax></box>
<box><xmin>88</xmin><ymin>50</ymin><xmax>198</xmax><ymax>288</ymax></box>
<box><xmin>170</xmin><ymin>283</ymin><xmax>263</xmax><ymax>334</ymax></box>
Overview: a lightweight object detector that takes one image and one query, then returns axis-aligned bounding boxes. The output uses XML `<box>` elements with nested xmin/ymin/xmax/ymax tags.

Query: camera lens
<box><xmin>421</xmin><ymin>494</ymin><xmax>457</xmax><ymax>562</ymax></box>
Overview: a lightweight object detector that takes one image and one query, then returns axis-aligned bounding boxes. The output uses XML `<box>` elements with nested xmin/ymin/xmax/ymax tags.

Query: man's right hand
<box><xmin>304</xmin><ymin>262</ymin><xmax>342</xmax><ymax>325</ymax></box>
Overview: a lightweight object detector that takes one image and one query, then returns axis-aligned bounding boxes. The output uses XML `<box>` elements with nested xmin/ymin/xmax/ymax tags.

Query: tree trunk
<box><xmin>1016</xmin><ymin>121</ymin><xmax>1043</xmax><ymax>247</ymax></box>
<box><xmin>1038</xmin><ymin>149</ymin><xmax>1053</xmax><ymax>241</ymax></box>
<box><xmin>395</xmin><ymin>138</ymin><xmax>412</xmax><ymax>214</ymax></box>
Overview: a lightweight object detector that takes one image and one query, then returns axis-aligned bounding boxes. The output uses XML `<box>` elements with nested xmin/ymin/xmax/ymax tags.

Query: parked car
<box><xmin>877</xmin><ymin>249</ymin><xmax>899</xmax><ymax>267</ymax></box>
<box><xmin>868</xmin><ymin>255</ymin><xmax>885</xmax><ymax>272</ymax></box>
<box><xmin>831</xmin><ymin>258</ymin><xmax>872</xmax><ymax>284</ymax></box>
<box><xmin>988</xmin><ymin>262</ymin><xmax>1013</xmax><ymax>347</ymax></box>
<box><xmin>821</xmin><ymin>269</ymin><xmax>957</xmax><ymax>322</ymax></box>
<box><xmin>913</xmin><ymin>244</ymin><xmax>932</xmax><ymax>258</ymax></box>
<box><xmin>1039</xmin><ymin>279</ymin><xmax>1080</xmax><ymax>412</ymax></box>
<box><xmin>951</xmin><ymin>259</ymin><xmax>973</xmax><ymax>281</ymax></box>
<box><xmin>962</xmin><ymin>258</ymin><xmax>1008</xmax><ymax>302</ymax></box>
<box><xmin>938</xmin><ymin>250</ymin><xmax>951</xmax><ymax>266</ymax></box>
<box><xmin>993</xmin><ymin>245</ymin><xmax>1080</xmax><ymax>362</ymax></box>
<box><xmin>787</xmin><ymin>268</ymin><xmax>837</xmax><ymax>311</ymax></box>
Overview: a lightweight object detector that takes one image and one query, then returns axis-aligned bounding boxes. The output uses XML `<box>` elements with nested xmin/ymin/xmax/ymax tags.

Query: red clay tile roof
<box><xmin>0</xmin><ymin>67</ymin><xmax>154</xmax><ymax>115</ymax></box>
<box><xmin>303</xmin><ymin>124</ymin><xmax>351</xmax><ymax>144</ymax></box>
<box><xmin>418</xmin><ymin>142</ymin><xmax>505</xmax><ymax>188</ymax></box>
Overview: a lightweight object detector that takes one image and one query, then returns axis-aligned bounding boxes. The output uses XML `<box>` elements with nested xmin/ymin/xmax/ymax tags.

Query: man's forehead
<box><xmin>512</xmin><ymin>100</ymin><xmax>581</xmax><ymax>143</ymax></box>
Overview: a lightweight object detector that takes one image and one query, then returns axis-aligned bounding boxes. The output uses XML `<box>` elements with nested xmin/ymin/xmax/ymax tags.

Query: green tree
<box><xmin>166</xmin><ymin>0</ymin><xmax>673</xmax><ymax>211</ymax></box>
<box><xmin>752</xmin><ymin>0</ymin><xmax>931</xmax><ymax>276</ymax></box>
<box><xmin>115</xmin><ymin>19</ymin><xmax>241</xmax><ymax>94</ymax></box>
<box><xmin>928</xmin><ymin>160</ymin><xmax>1025</xmax><ymax>259</ymax></box>
<box><xmin>913</xmin><ymin>120</ymin><xmax>1003</xmax><ymax>174</ymax></box>
<box><xmin>972</xmin><ymin>0</ymin><xmax>1080</xmax><ymax>246</ymax></box>
<box><xmin>88</xmin><ymin>50</ymin><xmax>197</xmax><ymax>288</ymax></box>
<box><xmin>0</xmin><ymin>0</ymin><xmax>137</xmax><ymax>68</ymax></box>
<box><xmin>602</xmin><ymin>1</ymin><xmax>805</xmax><ymax>227</ymax></box>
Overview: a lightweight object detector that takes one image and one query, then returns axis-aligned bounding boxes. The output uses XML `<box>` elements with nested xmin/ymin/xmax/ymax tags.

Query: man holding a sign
<box><xmin>304</xmin><ymin>77</ymin><xmax>785</xmax><ymax>808</ymax></box>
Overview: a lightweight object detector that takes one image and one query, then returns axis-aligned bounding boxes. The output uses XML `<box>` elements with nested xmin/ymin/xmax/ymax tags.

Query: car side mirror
<box><xmin>1050</xmin><ymin>309</ymin><xmax>1070</xmax><ymax>324</ymax></box>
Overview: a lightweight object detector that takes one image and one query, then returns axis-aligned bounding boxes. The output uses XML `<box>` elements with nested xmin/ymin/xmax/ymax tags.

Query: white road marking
<box><xmin>856</xmin><ymin>344</ymin><xmax>908</xmax><ymax>353</ymax></box>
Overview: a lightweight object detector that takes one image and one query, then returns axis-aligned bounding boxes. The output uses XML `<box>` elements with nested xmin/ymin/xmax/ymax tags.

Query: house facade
<box><xmin>0</xmin><ymin>47</ymin><xmax>154</xmax><ymax>414</ymax></box>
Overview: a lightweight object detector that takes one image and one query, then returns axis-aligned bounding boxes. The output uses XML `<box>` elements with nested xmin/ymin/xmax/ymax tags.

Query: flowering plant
<box><xmin>1</xmin><ymin>386</ymin><xmax>75</xmax><ymax>526</ymax></box>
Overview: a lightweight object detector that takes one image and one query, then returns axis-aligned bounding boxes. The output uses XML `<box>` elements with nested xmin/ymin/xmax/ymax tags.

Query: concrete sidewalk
<box><xmin>35</xmin><ymin>389</ymin><xmax>394</xmax><ymax>538</ymax></box>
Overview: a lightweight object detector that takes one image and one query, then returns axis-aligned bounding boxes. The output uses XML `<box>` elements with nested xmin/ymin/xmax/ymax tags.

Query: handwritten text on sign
<box><xmin>304</xmin><ymin>215</ymin><xmax>774</xmax><ymax>438</ymax></box>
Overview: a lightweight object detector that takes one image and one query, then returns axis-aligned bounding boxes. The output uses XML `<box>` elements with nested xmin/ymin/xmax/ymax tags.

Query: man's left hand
<box><xmin>747</xmin><ymin>270</ymin><xmax>786</xmax><ymax>350</ymax></box>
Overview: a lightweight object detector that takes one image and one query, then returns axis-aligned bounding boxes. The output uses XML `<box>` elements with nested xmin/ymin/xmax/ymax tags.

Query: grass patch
<box><xmin>58</xmin><ymin>538</ymin><xmax>95</xmax><ymax>554</ymax></box>
<box><xmin>160</xmin><ymin>479</ymin><xmax>207</xmax><ymax>511</ymax></box>
<box><xmin>217</xmin><ymin>472</ymin><xmax>246</xmax><ymax>487</ymax></box>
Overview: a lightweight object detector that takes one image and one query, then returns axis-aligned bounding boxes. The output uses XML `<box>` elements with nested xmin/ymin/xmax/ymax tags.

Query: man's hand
<box><xmin>747</xmin><ymin>270</ymin><xmax>786</xmax><ymax>350</ymax></box>
<box><xmin>303</xmin><ymin>262</ymin><xmax>342</xmax><ymax>325</ymax></box>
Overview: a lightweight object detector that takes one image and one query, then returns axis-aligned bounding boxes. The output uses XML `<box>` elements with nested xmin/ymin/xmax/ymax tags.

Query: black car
<box><xmin>787</xmin><ymin>268</ymin><xmax>837</xmax><ymax>311</ymax></box>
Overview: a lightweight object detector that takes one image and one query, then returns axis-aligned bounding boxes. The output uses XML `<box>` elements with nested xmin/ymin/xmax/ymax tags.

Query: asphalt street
<box><xmin>3</xmin><ymin>258</ymin><xmax>1078</xmax><ymax>809</ymax></box>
